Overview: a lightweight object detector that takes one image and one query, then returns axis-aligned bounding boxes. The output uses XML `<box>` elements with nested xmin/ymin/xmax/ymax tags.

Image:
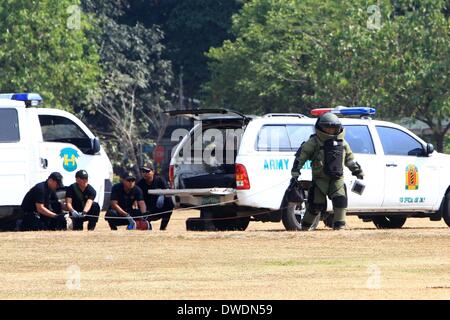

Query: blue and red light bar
<box><xmin>0</xmin><ymin>93</ymin><xmax>43</xmax><ymax>107</ymax></box>
<box><xmin>310</xmin><ymin>106</ymin><xmax>376</xmax><ymax>117</ymax></box>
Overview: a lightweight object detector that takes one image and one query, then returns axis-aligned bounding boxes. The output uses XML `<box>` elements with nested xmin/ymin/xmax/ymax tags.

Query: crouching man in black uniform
<box><xmin>137</xmin><ymin>163</ymin><xmax>174</xmax><ymax>230</ymax></box>
<box><xmin>105</xmin><ymin>171</ymin><xmax>149</xmax><ymax>230</ymax></box>
<box><xmin>65</xmin><ymin>170</ymin><xmax>100</xmax><ymax>231</ymax></box>
<box><xmin>20</xmin><ymin>172</ymin><xmax>67</xmax><ymax>231</ymax></box>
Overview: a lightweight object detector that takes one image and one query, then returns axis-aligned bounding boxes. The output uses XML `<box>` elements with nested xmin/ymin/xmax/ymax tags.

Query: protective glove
<box><xmin>352</xmin><ymin>169</ymin><xmax>364</xmax><ymax>180</ymax></box>
<box><xmin>70</xmin><ymin>210</ymin><xmax>83</xmax><ymax>218</ymax></box>
<box><xmin>291</xmin><ymin>170</ymin><xmax>301</xmax><ymax>178</ymax></box>
<box><xmin>156</xmin><ymin>195</ymin><xmax>165</xmax><ymax>209</ymax></box>
<box><xmin>126</xmin><ymin>215</ymin><xmax>136</xmax><ymax>230</ymax></box>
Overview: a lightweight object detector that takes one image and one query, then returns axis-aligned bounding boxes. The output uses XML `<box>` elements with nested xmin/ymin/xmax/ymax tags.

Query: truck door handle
<box><xmin>386</xmin><ymin>163</ymin><xmax>397</xmax><ymax>167</ymax></box>
<box><xmin>40</xmin><ymin>158</ymin><xmax>48</xmax><ymax>169</ymax></box>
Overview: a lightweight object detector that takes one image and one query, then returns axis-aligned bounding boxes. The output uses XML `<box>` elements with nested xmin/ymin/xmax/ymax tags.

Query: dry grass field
<box><xmin>0</xmin><ymin>210</ymin><xmax>449</xmax><ymax>300</ymax></box>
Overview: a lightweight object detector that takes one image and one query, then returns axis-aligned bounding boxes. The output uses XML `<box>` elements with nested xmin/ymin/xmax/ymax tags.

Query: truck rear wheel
<box><xmin>212</xmin><ymin>215</ymin><xmax>250</xmax><ymax>231</ymax></box>
<box><xmin>372</xmin><ymin>215</ymin><xmax>407</xmax><ymax>229</ymax></box>
<box><xmin>195</xmin><ymin>208</ymin><xmax>250</xmax><ymax>231</ymax></box>
<box><xmin>282</xmin><ymin>202</ymin><xmax>319</xmax><ymax>231</ymax></box>
<box><xmin>186</xmin><ymin>217</ymin><xmax>213</xmax><ymax>231</ymax></box>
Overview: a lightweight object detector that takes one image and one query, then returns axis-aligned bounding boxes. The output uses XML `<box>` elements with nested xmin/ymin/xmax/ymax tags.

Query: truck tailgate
<box><xmin>147</xmin><ymin>188</ymin><xmax>237</xmax><ymax>207</ymax></box>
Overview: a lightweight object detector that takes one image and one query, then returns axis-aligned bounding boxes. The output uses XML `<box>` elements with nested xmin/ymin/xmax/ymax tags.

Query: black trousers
<box><xmin>21</xmin><ymin>212</ymin><xmax>67</xmax><ymax>231</ymax></box>
<box><xmin>71</xmin><ymin>202</ymin><xmax>100</xmax><ymax>231</ymax></box>
<box><xmin>105</xmin><ymin>208</ymin><xmax>145</xmax><ymax>230</ymax></box>
<box><xmin>147</xmin><ymin>198</ymin><xmax>174</xmax><ymax>230</ymax></box>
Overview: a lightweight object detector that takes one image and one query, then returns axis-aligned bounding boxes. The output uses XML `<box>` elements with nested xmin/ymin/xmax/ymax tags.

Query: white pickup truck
<box><xmin>0</xmin><ymin>93</ymin><xmax>113</xmax><ymax>230</ymax></box>
<box><xmin>149</xmin><ymin>108</ymin><xmax>450</xmax><ymax>231</ymax></box>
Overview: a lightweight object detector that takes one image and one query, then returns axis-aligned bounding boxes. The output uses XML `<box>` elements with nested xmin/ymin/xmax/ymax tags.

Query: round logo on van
<box><xmin>60</xmin><ymin>147</ymin><xmax>79</xmax><ymax>172</ymax></box>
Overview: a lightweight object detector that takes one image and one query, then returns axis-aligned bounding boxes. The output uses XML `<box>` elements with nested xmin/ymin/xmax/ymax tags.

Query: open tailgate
<box><xmin>148</xmin><ymin>188</ymin><xmax>236</xmax><ymax>207</ymax></box>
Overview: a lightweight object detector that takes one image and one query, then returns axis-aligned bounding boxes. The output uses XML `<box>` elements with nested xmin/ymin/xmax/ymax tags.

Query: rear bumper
<box><xmin>147</xmin><ymin>188</ymin><xmax>236</xmax><ymax>208</ymax></box>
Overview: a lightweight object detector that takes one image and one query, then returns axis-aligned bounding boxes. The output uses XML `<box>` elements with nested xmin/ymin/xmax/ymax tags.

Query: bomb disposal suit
<box><xmin>291</xmin><ymin>112</ymin><xmax>364</xmax><ymax>230</ymax></box>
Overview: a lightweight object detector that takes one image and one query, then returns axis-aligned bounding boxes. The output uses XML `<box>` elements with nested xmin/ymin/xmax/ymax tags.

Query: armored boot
<box><xmin>300</xmin><ymin>208</ymin><xmax>321</xmax><ymax>231</ymax></box>
<box><xmin>332</xmin><ymin>207</ymin><xmax>347</xmax><ymax>230</ymax></box>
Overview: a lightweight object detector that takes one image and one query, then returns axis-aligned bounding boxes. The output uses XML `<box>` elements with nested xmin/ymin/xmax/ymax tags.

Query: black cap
<box><xmin>75</xmin><ymin>170</ymin><xmax>88</xmax><ymax>179</ymax></box>
<box><xmin>140</xmin><ymin>162</ymin><xmax>154</xmax><ymax>172</ymax></box>
<box><xmin>121</xmin><ymin>171</ymin><xmax>136</xmax><ymax>181</ymax></box>
<box><xmin>48</xmin><ymin>172</ymin><xmax>64</xmax><ymax>188</ymax></box>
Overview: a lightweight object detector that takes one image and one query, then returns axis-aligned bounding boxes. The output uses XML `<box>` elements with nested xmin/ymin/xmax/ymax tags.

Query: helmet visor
<box><xmin>321</xmin><ymin>124</ymin><xmax>341</xmax><ymax>135</ymax></box>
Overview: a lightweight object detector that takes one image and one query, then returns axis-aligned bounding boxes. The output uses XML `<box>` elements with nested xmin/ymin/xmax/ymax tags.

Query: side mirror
<box><xmin>90</xmin><ymin>137</ymin><xmax>101</xmax><ymax>154</ymax></box>
<box><xmin>426</xmin><ymin>143</ymin><xmax>434</xmax><ymax>156</ymax></box>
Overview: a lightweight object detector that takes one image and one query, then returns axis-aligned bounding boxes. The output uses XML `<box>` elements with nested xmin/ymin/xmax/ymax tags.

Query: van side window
<box><xmin>39</xmin><ymin>115</ymin><xmax>92</xmax><ymax>154</ymax></box>
<box><xmin>257</xmin><ymin>125</ymin><xmax>291</xmax><ymax>151</ymax></box>
<box><xmin>343</xmin><ymin>125</ymin><xmax>375</xmax><ymax>154</ymax></box>
<box><xmin>376</xmin><ymin>126</ymin><xmax>424</xmax><ymax>156</ymax></box>
<box><xmin>286</xmin><ymin>125</ymin><xmax>314</xmax><ymax>150</ymax></box>
<box><xmin>0</xmin><ymin>109</ymin><xmax>20</xmax><ymax>142</ymax></box>
<box><xmin>257</xmin><ymin>125</ymin><xmax>314</xmax><ymax>151</ymax></box>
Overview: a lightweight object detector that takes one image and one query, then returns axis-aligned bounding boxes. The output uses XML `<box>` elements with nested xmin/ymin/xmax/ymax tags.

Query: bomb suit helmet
<box><xmin>315</xmin><ymin>112</ymin><xmax>342</xmax><ymax>136</ymax></box>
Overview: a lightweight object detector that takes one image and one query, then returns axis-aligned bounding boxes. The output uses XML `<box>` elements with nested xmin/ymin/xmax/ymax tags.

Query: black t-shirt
<box><xmin>137</xmin><ymin>176</ymin><xmax>168</xmax><ymax>210</ymax></box>
<box><xmin>109</xmin><ymin>183</ymin><xmax>144</xmax><ymax>212</ymax></box>
<box><xmin>21</xmin><ymin>181</ymin><xmax>58</xmax><ymax>213</ymax></box>
<box><xmin>66</xmin><ymin>183</ymin><xmax>97</xmax><ymax>212</ymax></box>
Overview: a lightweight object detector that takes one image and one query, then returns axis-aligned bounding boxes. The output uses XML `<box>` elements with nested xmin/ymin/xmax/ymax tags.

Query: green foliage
<box><xmin>124</xmin><ymin>0</ymin><xmax>243</xmax><ymax>101</ymax></box>
<box><xmin>207</xmin><ymin>0</ymin><xmax>449</xmax><ymax>150</ymax></box>
<box><xmin>0</xmin><ymin>0</ymin><xmax>101</xmax><ymax>111</ymax></box>
<box><xmin>81</xmin><ymin>0</ymin><xmax>174</xmax><ymax>175</ymax></box>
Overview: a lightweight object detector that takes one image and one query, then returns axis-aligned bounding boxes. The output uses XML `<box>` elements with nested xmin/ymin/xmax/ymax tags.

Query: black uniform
<box><xmin>105</xmin><ymin>183</ymin><xmax>144</xmax><ymax>229</ymax></box>
<box><xmin>66</xmin><ymin>183</ymin><xmax>100</xmax><ymax>230</ymax></box>
<box><xmin>20</xmin><ymin>181</ymin><xmax>66</xmax><ymax>231</ymax></box>
<box><xmin>137</xmin><ymin>176</ymin><xmax>173</xmax><ymax>230</ymax></box>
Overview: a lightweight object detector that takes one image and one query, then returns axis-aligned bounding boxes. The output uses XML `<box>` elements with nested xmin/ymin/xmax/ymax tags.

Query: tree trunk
<box><xmin>434</xmin><ymin>133</ymin><xmax>445</xmax><ymax>153</ymax></box>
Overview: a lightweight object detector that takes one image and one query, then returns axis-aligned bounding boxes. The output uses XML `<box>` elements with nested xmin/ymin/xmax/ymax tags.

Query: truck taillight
<box><xmin>235</xmin><ymin>163</ymin><xmax>250</xmax><ymax>190</ymax></box>
<box><xmin>169</xmin><ymin>165</ymin><xmax>174</xmax><ymax>188</ymax></box>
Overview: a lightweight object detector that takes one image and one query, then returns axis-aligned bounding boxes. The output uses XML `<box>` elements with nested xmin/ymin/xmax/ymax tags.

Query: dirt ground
<box><xmin>0</xmin><ymin>210</ymin><xmax>449</xmax><ymax>300</ymax></box>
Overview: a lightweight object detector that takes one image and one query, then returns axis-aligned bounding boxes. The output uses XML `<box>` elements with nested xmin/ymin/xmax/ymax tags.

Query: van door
<box><xmin>343</xmin><ymin>125</ymin><xmax>384</xmax><ymax>209</ymax></box>
<box><xmin>0</xmin><ymin>107</ymin><xmax>29</xmax><ymax>206</ymax></box>
<box><xmin>376</xmin><ymin>125</ymin><xmax>439</xmax><ymax>209</ymax></box>
<box><xmin>37</xmin><ymin>114</ymin><xmax>107</xmax><ymax>205</ymax></box>
<box><xmin>241</xmin><ymin>124</ymin><xmax>314</xmax><ymax>210</ymax></box>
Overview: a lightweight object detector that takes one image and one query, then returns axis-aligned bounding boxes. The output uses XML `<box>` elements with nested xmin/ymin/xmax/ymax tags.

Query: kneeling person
<box><xmin>20</xmin><ymin>172</ymin><xmax>67</xmax><ymax>231</ymax></box>
<box><xmin>105</xmin><ymin>171</ymin><xmax>150</xmax><ymax>230</ymax></box>
<box><xmin>65</xmin><ymin>170</ymin><xmax>100</xmax><ymax>231</ymax></box>
<box><xmin>137</xmin><ymin>163</ymin><xmax>174</xmax><ymax>230</ymax></box>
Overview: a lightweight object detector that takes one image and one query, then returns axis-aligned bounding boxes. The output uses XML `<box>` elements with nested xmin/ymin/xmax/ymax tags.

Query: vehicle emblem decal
<box><xmin>405</xmin><ymin>164</ymin><xmax>419</xmax><ymax>190</ymax></box>
<box><xmin>60</xmin><ymin>147</ymin><xmax>79</xmax><ymax>172</ymax></box>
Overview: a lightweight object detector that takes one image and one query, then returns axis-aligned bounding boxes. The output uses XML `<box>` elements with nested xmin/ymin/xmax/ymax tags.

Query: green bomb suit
<box><xmin>291</xmin><ymin>127</ymin><xmax>364</xmax><ymax>230</ymax></box>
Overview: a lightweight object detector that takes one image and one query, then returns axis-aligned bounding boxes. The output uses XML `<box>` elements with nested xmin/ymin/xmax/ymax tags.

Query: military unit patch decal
<box><xmin>405</xmin><ymin>164</ymin><xmax>419</xmax><ymax>190</ymax></box>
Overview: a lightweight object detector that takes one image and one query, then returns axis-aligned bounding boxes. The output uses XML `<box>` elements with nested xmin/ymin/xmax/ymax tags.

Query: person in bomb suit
<box><xmin>290</xmin><ymin>112</ymin><xmax>364</xmax><ymax>230</ymax></box>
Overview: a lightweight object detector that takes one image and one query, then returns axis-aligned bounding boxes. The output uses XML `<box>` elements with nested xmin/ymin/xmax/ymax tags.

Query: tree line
<box><xmin>0</xmin><ymin>0</ymin><xmax>448</xmax><ymax>172</ymax></box>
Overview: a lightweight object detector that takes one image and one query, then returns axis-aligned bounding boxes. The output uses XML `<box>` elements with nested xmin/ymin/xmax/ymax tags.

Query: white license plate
<box><xmin>201</xmin><ymin>196</ymin><xmax>220</xmax><ymax>205</ymax></box>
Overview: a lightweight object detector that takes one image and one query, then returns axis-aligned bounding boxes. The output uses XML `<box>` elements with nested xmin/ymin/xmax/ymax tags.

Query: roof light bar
<box><xmin>0</xmin><ymin>93</ymin><xmax>43</xmax><ymax>107</ymax></box>
<box><xmin>310</xmin><ymin>106</ymin><xmax>376</xmax><ymax>117</ymax></box>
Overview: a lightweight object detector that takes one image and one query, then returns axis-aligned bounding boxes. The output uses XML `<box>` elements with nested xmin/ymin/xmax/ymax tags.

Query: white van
<box><xmin>149</xmin><ymin>108</ymin><xmax>450</xmax><ymax>231</ymax></box>
<box><xmin>0</xmin><ymin>93</ymin><xmax>113</xmax><ymax>226</ymax></box>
